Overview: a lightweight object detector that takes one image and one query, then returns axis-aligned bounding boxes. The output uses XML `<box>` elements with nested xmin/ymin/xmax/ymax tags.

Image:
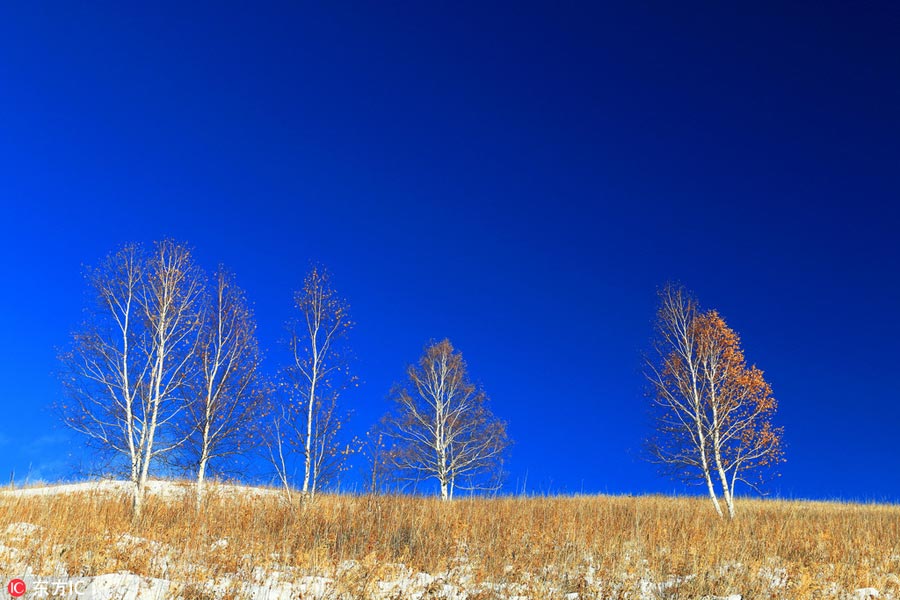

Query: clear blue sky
<box><xmin>0</xmin><ymin>2</ymin><xmax>898</xmax><ymax>500</ymax></box>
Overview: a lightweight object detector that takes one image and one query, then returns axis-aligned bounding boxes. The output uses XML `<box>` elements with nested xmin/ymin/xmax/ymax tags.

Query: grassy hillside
<box><xmin>1</xmin><ymin>481</ymin><xmax>898</xmax><ymax>599</ymax></box>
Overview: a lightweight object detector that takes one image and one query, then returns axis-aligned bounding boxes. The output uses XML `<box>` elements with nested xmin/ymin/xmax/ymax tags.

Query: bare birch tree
<box><xmin>184</xmin><ymin>266</ymin><xmax>267</xmax><ymax>508</ymax></box>
<box><xmin>60</xmin><ymin>240</ymin><xmax>204</xmax><ymax>518</ymax></box>
<box><xmin>281</xmin><ymin>266</ymin><xmax>355</xmax><ymax>497</ymax></box>
<box><xmin>644</xmin><ymin>284</ymin><xmax>783</xmax><ymax>519</ymax></box>
<box><xmin>382</xmin><ymin>339</ymin><xmax>510</xmax><ymax>500</ymax></box>
<box><xmin>60</xmin><ymin>244</ymin><xmax>149</xmax><ymax>505</ymax></box>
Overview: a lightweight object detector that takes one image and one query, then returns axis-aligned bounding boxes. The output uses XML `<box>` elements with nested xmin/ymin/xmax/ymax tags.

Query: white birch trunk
<box><xmin>713</xmin><ymin>440</ymin><xmax>735</xmax><ymax>519</ymax></box>
<box><xmin>694</xmin><ymin>414</ymin><xmax>723</xmax><ymax>517</ymax></box>
<box><xmin>136</xmin><ymin>287</ymin><xmax>167</xmax><ymax>520</ymax></box>
<box><xmin>132</xmin><ymin>480</ymin><xmax>144</xmax><ymax>519</ymax></box>
<box><xmin>303</xmin><ymin>369</ymin><xmax>315</xmax><ymax>495</ymax></box>
<box><xmin>196</xmin><ymin>452</ymin><xmax>208</xmax><ymax>511</ymax></box>
<box><xmin>196</xmin><ymin>341</ymin><xmax>218</xmax><ymax>509</ymax></box>
<box><xmin>302</xmin><ymin>319</ymin><xmax>319</xmax><ymax>496</ymax></box>
<box><xmin>708</xmin><ymin>374</ymin><xmax>736</xmax><ymax>520</ymax></box>
<box><xmin>686</xmin><ymin>330</ymin><xmax>723</xmax><ymax>519</ymax></box>
<box><xmin>196</xmin><ymin>414</ymin><xmax>210</xmax><ymax>511</ymax></box>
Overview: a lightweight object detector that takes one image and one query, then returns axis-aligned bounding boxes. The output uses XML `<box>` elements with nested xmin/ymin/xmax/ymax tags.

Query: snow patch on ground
<box><xmin>210</xmin><ymin>538</ymin><xmax>229</xmax><ymax>551</ymax></box>
<box><xmin>759</xmin><ymin>565</ymin><xmax>789</xmax><ymax>589</ymax></box>
<box><xmin>82</xmin><ymin>572</ymin><xmax>171</xmax><ymax>600</ymax></box>
<box><xmin>0</xmin><ymin>561</ymin><xmax>894</xmax><ymax>600</ymax></box>
<box><xmin>4</xmin><ymin>522</ymin><xmax>42</xmax><ymax>539</ymax></box>
<box><xmin>2</xmin><ymin>479</ymin><xmax>280</xmax><ymax>501</ymax></box>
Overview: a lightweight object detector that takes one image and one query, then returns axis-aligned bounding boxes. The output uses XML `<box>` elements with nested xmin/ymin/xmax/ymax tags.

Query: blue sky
<box><xmin>0</xmin><ymin>2</ymin><xmax>898</xmax><ymax>500</ymax></box>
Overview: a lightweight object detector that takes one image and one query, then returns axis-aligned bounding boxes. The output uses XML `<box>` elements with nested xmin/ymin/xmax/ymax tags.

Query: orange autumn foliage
<box><xmin>647</xmin><ymin>284</ymin><xmax>784</xmax><ymax>518</ymax></box>
<box><xmin>693</xmin><ymin>310</ymin><xmax>784</xmax><ymax>490</ymax></box>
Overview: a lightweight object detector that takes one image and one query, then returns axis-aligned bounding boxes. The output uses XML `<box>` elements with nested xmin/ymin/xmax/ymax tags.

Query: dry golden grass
<box><xmin>1</xmin><ymin>481</ymin><xmax>898</xmax><ymax>599</ymax></box>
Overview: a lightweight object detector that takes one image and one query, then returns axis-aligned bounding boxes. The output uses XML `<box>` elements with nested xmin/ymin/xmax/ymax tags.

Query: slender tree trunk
<box><xmin>137</xmin><ymin>417</ymin><xmax>157</xmax><ymax>520</ymax></box>
<box><xmin>697</xmin><ymin>420</ymin><xmax>724</xmax><ymax>518</ymax></box>
<box><xmin>123</xmin><ymin>305</ymin><xmax>139</xmax><ymax>506</ymax></box>
<box><xmin>728</xmin><ymin>460</ymin><xmax>741</xmax><ymax>507</ymax></box>
<box><xmin>311</xmin><ymin>452</ymin><xmax>318</xmax><ymax>497</ymax></box>
<box><xmin>702</xmin><ymin>463</ymin><xmax>723</xmax><ymax>517</ymax></box>
<box><xmin>716</xmin><ymin>464</ymin><xmax>735</xmax><ymax>519</ymax></box>
<box><xmin>196</xmin><ymin>381</ymin><xmax>214</xmax><ymax>510</ymax></box>
<box><xmin>197</xmin><ymin>307</ymin><xmax>220</xmax><ymax>508</ymax></box>
<box><xmin>709</xmin><ymin>387</ymin><xmax>736</xmax><ymax>520</ymax></box>
<box><xmin>438</xmin><ymin>448</ymin><xmax>450</xmax><ymax>501</ymax></box>
<box><xmin>436</xmin><ymin>392</ymin><xmax>451</xmax><ymax>501</ymax></box>
<box><xmin>196</xmin><ymin>450</ymin><xmax>208</xmax><ymax>511</ymax></box>
<box><xmin>131</xmin><ymin>427</ymin><xmax>146</xmax><ymax>521</ymax></box>
<box><xmin>302</xmin><ymin>320</ymin><xmax>319</xmax><ymax>495</ymax></box>
<box><xmin>135</xmin><ymin>404</ymin><xmax>155</xmax><ymax>521</ymax></box>
<box><xmin>686</xmin><ymin>342</ymin><xmax>723</xmax><ymax>518</ymax></box>
<box><xmin>303</xmin><ymin>371</ymin><xmax>315</xmax><ymax>495</ymax></box>
<box><xmin>438</xmin><ymin>403</ymin><xmax>448</xmax><ymax>501</ymax></box>
<box><xmin>270</xmin><ymin>417</ymin><xmax>293</xmax><ymax>507</ymax></box>
<box><xmin>132</xmin><ymin>479</ymin><xmax>143</xmax><ymax>520</ymax></box>
<box><xmin>137</xmin><ymin>325</ymin><xmax>165</xmax><ymax>521</ymax></box>
<box><xmin>713</xmin><ymin>441</ymin><xmax>735</xmax><ymax>519</ymax></box>
<box><xmin>122</xmin><ymin>294</ymin><xmax>144</xmax><ymax>521</ymax></box>
<box><xmin>130</xmin><ymin>457</ymin><xmax>140</xmax><ymax>495</ymax></box>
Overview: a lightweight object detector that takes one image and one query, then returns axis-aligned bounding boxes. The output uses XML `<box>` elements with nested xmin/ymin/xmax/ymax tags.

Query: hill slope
<box><xmin>1</xmin><ymin>480</ymin><xmax>897</xmax><ymax>599</ymax></box>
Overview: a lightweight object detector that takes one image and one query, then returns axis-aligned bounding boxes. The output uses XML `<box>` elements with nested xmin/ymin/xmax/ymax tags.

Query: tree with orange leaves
<box><xmin>645</xmin><ymin>284</ymin><xmax>783</xmax><ymax>519</ymax></box>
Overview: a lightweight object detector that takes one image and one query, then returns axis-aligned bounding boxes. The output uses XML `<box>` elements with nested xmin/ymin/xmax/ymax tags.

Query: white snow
<box><xmin>81</xmin><ymin>572</ymin><xmax>171</xmax><ymax>600</ymax></box>
<box><xmin>2</xmin><ymin>479</ymin><xmax>279</xmax><ymax>501</ymax></box>
<box><xmin>758</xmin><ymin>565</ymin><xmax>789</xmax><ymax>589</ymax></box>
<box><xmin>5</xmin><ymin>521</ymin><xmax>42</xmax><ymax>539</ymax></box>
<box><xmin>210</xmin><ymin>537</ymin><xmax>229</xmax><ymax>551</ymax></box>
<box><xmin>0</xmin><ymin>559</ymin><xmax>890</xmax><ymax>600</ymax></box>
<box><xmin>0</xmin><ymin>542</ymin><xmax>22</xmax><ymax>562</ymax></box>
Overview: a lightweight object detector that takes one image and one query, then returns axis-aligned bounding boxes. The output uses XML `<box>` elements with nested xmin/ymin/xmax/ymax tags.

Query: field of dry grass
<box><xmin>1</xmin><ymin>480</ymin><xmax>898</xmax><ymax>599</ymax></box>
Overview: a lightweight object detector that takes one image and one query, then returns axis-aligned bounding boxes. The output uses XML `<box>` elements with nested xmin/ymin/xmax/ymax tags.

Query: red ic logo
<box><xmin>6</xmin><ymin>579</ymin><xmax>26</xmax><ymax>597</ymax></box>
